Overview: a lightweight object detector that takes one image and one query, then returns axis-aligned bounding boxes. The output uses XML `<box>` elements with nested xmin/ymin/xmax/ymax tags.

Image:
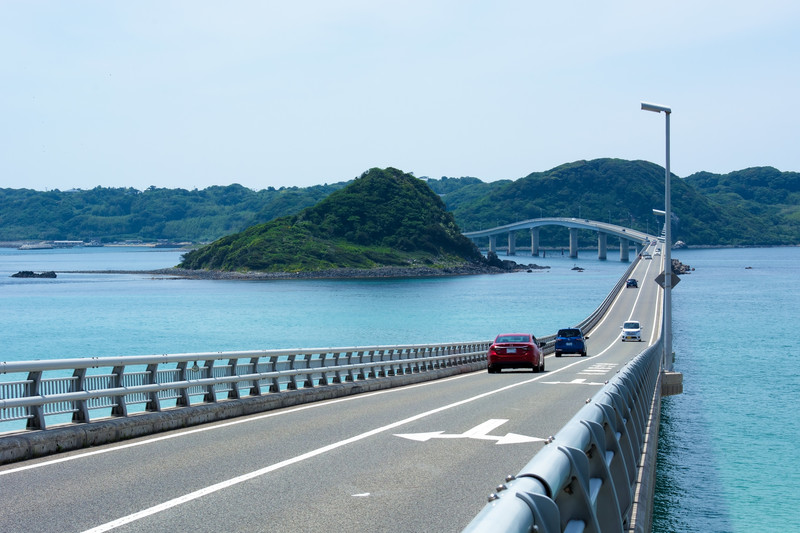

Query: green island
<box><xmin>177</xmin><ymin>167</ymin><xmax>493</xmax><ymax>276</ymax></box>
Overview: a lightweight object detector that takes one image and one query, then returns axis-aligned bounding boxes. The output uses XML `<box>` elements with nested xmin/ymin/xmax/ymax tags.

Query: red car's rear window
<box><xmin>495</xmin><ymin>335</ymin><xmax>531</xmax><ymax>343</ymax></box>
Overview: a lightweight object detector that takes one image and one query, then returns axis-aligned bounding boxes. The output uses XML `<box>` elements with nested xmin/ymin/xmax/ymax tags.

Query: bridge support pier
<box><xmin>569</xmin><ymin>228</ymin><xmax>578</xmax><ymax>258</ymax></box>
<box><xmin>531</xmin><ymin>228</ymin><xmax>539</xmax><ymax>257</ymax></box>
<box><xmin>508</xmin><ymin>232</ymin><xmax>516</xmax><ymax>255</ymax></box>
<box><xmin>620</xmin><ymin>238</ymin><xmax>630</xmax><ymax>262</ymax></box>
<box><xmin>598</xmin><ymin>233</ymin><xmax>607</xmax><ymax>260</ymax></box>
<box><xmin>489</xmin><ymin>235</ymin><xmax>497</xmax><ymax>254</ymax></box>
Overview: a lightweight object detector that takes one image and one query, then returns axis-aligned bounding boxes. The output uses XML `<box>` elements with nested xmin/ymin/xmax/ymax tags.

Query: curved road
<box><xmin>0</xmin><ymin>246</ymin><xmax>664</xmax><ymax>533</ymax></box>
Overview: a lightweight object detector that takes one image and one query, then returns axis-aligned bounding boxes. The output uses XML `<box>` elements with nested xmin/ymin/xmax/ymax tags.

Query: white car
<box><xmin>621</xmin><ymin>320</ymin><xmax>642</xmax><ymax>342</ymax></box>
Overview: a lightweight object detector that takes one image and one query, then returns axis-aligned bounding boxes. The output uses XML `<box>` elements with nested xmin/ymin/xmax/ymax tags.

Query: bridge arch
<box><xmin>463</xmin><ymin>217</ymin><xmax>653</xmax><ymax>261</ymax></box>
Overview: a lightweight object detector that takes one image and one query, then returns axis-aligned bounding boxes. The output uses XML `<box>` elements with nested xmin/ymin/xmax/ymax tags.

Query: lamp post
<box><xmin>641</xmin><ymin>101</ymin><xmax>672</xmax><ymax>371</ymax></box>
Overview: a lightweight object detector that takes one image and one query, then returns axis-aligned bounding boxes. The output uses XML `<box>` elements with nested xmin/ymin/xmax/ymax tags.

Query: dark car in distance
<box><xmin>554</xmin><ymin>328</ymin><xmax>588</xmax><ymax>357</ymax></box>
<box><xmin>626</xmin><ymin>278</ymin><xmax>638</xmax><ymax>288</ymax></box>
<box><xmin>488</xmin><ymin>333</ymin><xmax>544</xmax><ymax>373</ymax></box>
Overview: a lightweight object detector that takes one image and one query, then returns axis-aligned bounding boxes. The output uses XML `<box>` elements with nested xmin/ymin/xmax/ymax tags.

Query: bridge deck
<box><xmin>0</xmin><ymin>245</ymin><xmax>666</xmax><ymax>533</ymax></box>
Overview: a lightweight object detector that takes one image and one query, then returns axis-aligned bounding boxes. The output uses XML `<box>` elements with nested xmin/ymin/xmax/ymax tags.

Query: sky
<box><xmin>2</xmin><ymin>1</ymin><xmax>799</xmax><ymax>192</ymax></box>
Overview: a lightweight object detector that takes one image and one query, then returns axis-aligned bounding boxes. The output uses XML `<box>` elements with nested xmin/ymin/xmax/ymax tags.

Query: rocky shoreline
<box><xmin>149</xmin><ymin>266</ymin><xmax>494</xmax><ymax>280</ymax></box>
<box><xmin>57</xmin><ymin>257</ymin><xmax>552</xmax><ymax>281</ymax></box>
<box><xmin>146</xmin><ymin>261</ymin><xmax>551</xmax><ymax>280</ymax></box>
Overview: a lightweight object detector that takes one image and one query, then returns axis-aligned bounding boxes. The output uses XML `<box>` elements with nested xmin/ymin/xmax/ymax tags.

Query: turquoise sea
<box><xmin>1</xmin><ymin>245</ymin><xmax>798</xmax><ymax>531</ymax></box>
<box><xmin>654</xmin><ymin>247</ymin><xmax>800</xmax><ymax>532</ymax></box>
<box><xmin>0</xmin><ymin>246</ymin><xmax>628</xmax><ymax>360</ymax></box>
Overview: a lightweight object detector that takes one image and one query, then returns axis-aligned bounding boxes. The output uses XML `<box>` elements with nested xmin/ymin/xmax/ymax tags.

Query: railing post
<box><xmin>72</xmin><ymin>367</ymin><xmax>90</xmax><ymax>423</ymax></box>
<box><xmin>197</xmin><ymin>360</ymin><xmax>215</xmax><ymax>403</ymax></box>
<box><xmin>111</xmin><ymin>365</ymin><xmax>129</xmax><ymax>416</ymax></box>
<box><xmin>287</xmin><ymin>355</ymin><xmax>299</xmax><ymax>390</ymax></box>
<box><xmin>146</xmin><ymin>363</ymin><xmax>163</xmax><ymax>411</ymax></box>
<box><xmin>553</xmin><ymin>445</ymin><xmax>603</xmax><ymax>532</ymax></box>
<box><xmin>177</xmin><ymin>360</ymin><xmax>192</xmax><ymax>407</ymax></box>
<box><xmin>26</xmin><ymin>370</ymin><xmax>46</xmax><ymax>430</ymax></box>
<box><xmin>268</xmin><ymin>356</ymin><xmax>281</xmax><ymax>393</ymax></box>
<box><xmin>229</xmin><ymin>358</ymin><xmax>243</xmax><ymax>399</ymax></box>
<box><xmin>248</xmin><ymin>357</ymin><xmax>263</xmax><ymax>396</ymax></box>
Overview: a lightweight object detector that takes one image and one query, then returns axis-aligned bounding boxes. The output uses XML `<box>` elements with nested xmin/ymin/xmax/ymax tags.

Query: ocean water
<box><xmin>1</xmin><ymin>245</ymin><xmax>798</xmax><ymax>530</ymax></box>
<box><xmin>653</xmin><ymin>247</ymin><xmax>800</xmax><ymax>532</ymax></box>
<box><xmin>0</xmin><ymin>246</ymin><xmax>627</xmax><ymax>360</ymax></box>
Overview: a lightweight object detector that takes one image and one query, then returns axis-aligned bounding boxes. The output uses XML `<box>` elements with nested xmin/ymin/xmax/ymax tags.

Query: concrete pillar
<box><xmin>598</xmin><ymin>233</ymin><xmax>607</xmax><ymax>261</ymax></box>
<box><xmin>489</xmin><ymin>235</ymin><xmax>497</xmax><ymax>254</ymax></box>
<box><xmin>531</xmin><ymin>228</ymin><xmax>540</xmax><ymax>257</ymax></box>
<box><xmin>620</xmin><ymin>238</ymin><xmax>630</xmax><ymax>262</ymax></box>
<box><xmin>508</xmin><ymin>232</ymin><xmax>516</xmax><ymax>255</ymax></box>
<box><xmin>569</xmin><ymin>228</ymin><xmax>578</xmax><ymax>258</ymax></box>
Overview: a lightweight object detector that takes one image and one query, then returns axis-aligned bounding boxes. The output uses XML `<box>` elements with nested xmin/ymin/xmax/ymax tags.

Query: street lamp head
<box><xmin>641</xmin><ymin>102</ymin><xmax>671</xmax><ymax>114</ymax></box>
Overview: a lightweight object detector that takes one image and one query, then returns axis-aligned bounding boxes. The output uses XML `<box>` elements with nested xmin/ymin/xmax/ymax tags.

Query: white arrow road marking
<box><xmin>394</xmin><ymin>419</ymin><xmax>543</xmax><ymax>445</ymax></box>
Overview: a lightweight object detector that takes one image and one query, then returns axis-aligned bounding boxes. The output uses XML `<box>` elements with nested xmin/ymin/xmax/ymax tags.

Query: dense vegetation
<box><xmin>684</xmin><ymin>167</ymin><xmax>800</xmax><ymax>244</ymax></box>
<box><xmin>178</xmin><ymin>168</ymin><xmax>483</xmax><ymax>272</ymax></box>
<box><xmin>2</xmin><ymin>159</ymin><xmax>798</xmax><ymax>248</ymax></box>
<box><xmin>0</xmin><ymin>183</ymin><xmax>345</xmax><ymax>243</ymax></box>
<box><xmin>427</xmin><ymin>159</ymin><xmax>795</xmax><ymax>246</ymax></box>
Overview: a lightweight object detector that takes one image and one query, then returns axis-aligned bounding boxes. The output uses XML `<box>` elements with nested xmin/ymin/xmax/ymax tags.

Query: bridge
<box><xmin>463</xmin><ymin>217</ymin><xmax>652</xmax><ymax>261</ymax></box>
<box><xmin>0</xmin><ymin>244</ymin><xmax>680</xmax><ymax>532</ymax></box>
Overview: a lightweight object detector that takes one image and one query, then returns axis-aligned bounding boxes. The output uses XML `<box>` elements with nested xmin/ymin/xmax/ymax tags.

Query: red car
<box><xmin>487</xmin><ymin>333</ymin><xmax>545</xmax><ymax>373</ymax></box>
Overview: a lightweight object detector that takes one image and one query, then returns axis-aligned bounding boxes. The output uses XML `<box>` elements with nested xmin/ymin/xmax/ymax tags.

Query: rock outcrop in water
<box><xmin>11</xmin><ymin>271</ymin><xmax>57</xmax><ymax>278</ymax></box>
<box><xmin>671</xmin><ymin>259</ymin><xmax>693</xmax><ymax>274</ymax></box>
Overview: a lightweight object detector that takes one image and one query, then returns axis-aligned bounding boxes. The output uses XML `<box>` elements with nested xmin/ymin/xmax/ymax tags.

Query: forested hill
<box><xmin>0</xmin><ymin>182</ymin><xmax>347</xmax><ymax>243</ymax></box>
<box><xmin>178</xmin><ymin>168</ymin><xmax>483</xmax><ymax>272</ymax></box>
<box><xmin>683</xmin><ymin>167</ymin><xmax>800</xmax><ymax>244</ymax></box>
<box><xmin>1</xmin><ymin>159</ymin><xmax>798</xmax><ymax>246</ymax></box>
<box><xmin>428</xmin><ymin>159</ymin><xmax>799</xmax><ymax>246</ymax></box>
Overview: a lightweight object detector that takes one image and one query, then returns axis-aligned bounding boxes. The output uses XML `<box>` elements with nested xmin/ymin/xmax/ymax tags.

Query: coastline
<box><xmin>152</xmin><ymin>265</ymin><xmax>507</xmax><ymax>280</ymax></box>
<box><xmin>61</xmin><ymin>265</ymin><xmax>498</xmax><ymax>280</ymax></box>
<box><xmin>60</xmin><ymin>261</ymin><xmax>554</xmax><ymax>280</ymax></box>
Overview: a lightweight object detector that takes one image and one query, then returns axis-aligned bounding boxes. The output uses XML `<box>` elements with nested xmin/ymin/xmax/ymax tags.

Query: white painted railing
<box><xmin>0</xmin><ymin>342</ymin><xmax>490</xmax><ymax>431</ymax></box>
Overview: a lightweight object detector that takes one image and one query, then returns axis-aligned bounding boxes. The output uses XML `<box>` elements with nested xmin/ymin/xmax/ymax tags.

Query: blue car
<box><xmin>554</xmin><ymin>328</ymin><xmax>588</xmax><ymax>357</ymax></box>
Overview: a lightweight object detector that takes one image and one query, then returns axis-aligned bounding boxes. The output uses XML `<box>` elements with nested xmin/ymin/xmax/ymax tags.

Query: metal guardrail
<box><xmin>0</xmin><ymin>342</ymin><xmax>490</xmax><ymax>431</ymax></box>
<box><xmin>463</xmin><ymin>338</ymin><xmax>663</xmax><ymax>533</ymax></box>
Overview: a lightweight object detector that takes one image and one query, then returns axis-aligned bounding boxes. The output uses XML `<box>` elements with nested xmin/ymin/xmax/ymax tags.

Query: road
<box><xmin>0</xmin><ymin>247</ymin><xmax>663</xmax><ymax>533</ymax></box>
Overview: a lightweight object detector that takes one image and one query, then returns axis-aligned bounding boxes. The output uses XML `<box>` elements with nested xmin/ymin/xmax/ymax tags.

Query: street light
<box><xmin>641</xmin><ymin>101</ymin><xmax>673</xmax><ymax>371</ymax></box>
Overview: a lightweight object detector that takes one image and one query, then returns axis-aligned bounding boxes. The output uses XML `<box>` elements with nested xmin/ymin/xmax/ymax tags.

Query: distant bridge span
<box><xmin>463</xmin><ymin>217</ymin><xmax>654</xmax><ymax>261</ymax></box>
